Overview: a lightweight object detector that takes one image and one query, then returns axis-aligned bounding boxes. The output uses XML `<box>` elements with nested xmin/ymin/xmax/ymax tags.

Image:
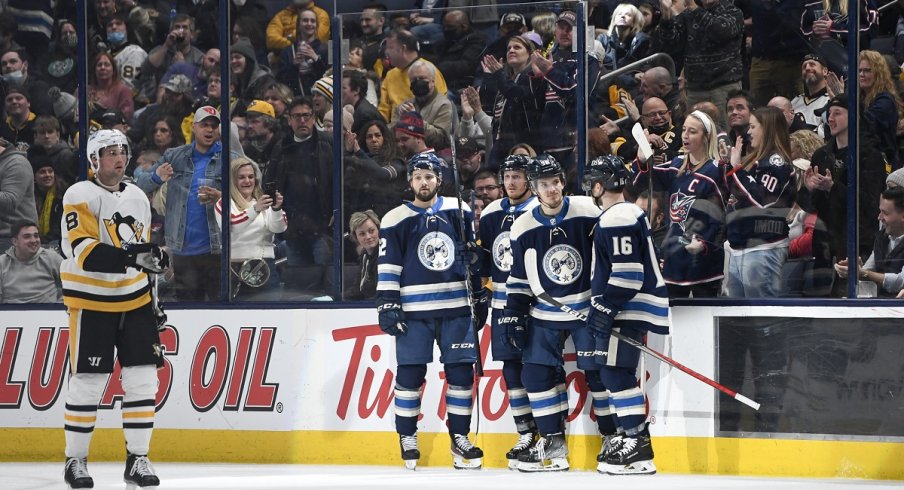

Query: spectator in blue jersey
<box><xmin>631</xmin><ymin>110</ymin><xmax>726</xmax><ymax>298</ymax></box>
<box><xmin>375</xmin><ymin>152</ymin><xmax>487</xmax><ymax>470</ymax></box>
<box><xmin>136</xmin><ymin>106</ymin><xmax>227</xmax><ymax>301</ymax></box>
<box><xmin>726</xmin><ymin>106</ymin><xmax>796</xmax><ymax>297</ymax></box>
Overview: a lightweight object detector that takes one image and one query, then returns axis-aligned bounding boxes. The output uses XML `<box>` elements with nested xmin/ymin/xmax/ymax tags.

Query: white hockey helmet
<box><xmin>86</xmin><ymin>129</ymin><xmax>130</xmax><ymax>173</ymax></box>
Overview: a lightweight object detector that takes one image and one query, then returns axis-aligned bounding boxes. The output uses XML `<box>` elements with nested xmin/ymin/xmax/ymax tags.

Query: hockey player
<box><xmin>586</xmin><ymin>155</ymin><xmax>669</xmax><ymax>475</ymax></box>
<box><xmin>376</xmin><ymin>152</ymin><xmax>488</xmax><ymax>470</ymax></box>
<box><xmin>500</xmin><ymin>154</ymin><xmax>608</xmax><ymax>472</ymax></box>
<box><xmin>479</xmin><ymin>154</ymin><xmax>541</xmax><ymax>467</ymax></box>
<box><xmin>61</xmin><ymin>129</ymin><xmax>169</xmax><ymax>490</ymax></box>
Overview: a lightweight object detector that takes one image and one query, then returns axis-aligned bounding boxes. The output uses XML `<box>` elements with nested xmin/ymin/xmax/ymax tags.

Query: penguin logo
<box><xmin>103</xmin><ymin>212</ymin><xmax>145</xmax><ymax>248</ymax></box>
<box><xmin>543</xmin><ymin>244</ymin><xmax>582</xmax><ymax>285</ymax></box>
<box><xmin>492</xmin><ymin>231</ymin><xmax>514</xmax><ymax>272</ymax></box>
<box><xmin>418</xmin><ymin>232</ymin><xmax>455</xmax><ymax>271</ymax></box>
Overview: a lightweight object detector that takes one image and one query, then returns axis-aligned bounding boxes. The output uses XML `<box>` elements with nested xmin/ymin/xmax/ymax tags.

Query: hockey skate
<box><xmin>399</xmin><ymin>434</ymin><xmax>420</xmax><ymax>470</ymax></box>
<box><xmin>64</xmin><ymin>457</ymin><xmax>94</xmax><ymax>489</ymax></box>
<box><xmin>516</xmin><ymin>433</ymin><xmax>569</xmax><ymax>472</ymax></box>
<box><xmin>605</xmin><ymin>433</ymin><xmax>656</xmax><ymax>475</ymax></box>
<box><xmin>450</xmin><ymin>433</ymin><xmax>483</xmax><ymax>469</ymax></box>
<box><xmin>596</xmin><ymin>434</ymin><xmax>624</xmax><ymax>473</ymax></box>
<box><xmin>124</xmin><ymin>452</ymin><xmax>160</xmax><ymax>489</ymax></box>
<box><xmin>506</xmin><ymin>432</ymin><xmax>537</xmax><ymax>469</ymax></box>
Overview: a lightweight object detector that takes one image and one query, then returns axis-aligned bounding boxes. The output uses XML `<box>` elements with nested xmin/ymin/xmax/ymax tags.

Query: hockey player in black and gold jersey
<box><xmin>61</xmin><ymin>129</ymin><xmax>169</xmax><ymax>490</ymax></box>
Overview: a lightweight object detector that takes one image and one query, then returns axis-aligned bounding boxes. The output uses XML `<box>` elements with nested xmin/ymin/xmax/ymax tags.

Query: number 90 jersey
<box><xmin>60</xmin><ymin>181</ymin><xmax>152</xmax><ymax>312</ymax></box>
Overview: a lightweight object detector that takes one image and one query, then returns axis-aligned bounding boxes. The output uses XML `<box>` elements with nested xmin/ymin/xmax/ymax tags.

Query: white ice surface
<box><xmin>2</xmin><ymin>463</ymin><xmax>902</xmax><ymax>490</ymax></box>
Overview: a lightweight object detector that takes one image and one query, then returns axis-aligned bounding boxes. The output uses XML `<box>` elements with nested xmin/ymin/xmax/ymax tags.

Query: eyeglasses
<box><xmin>475</xmin><ymin>185</ymin><xmax>500</xmax><ymax>194</ymax></box>
<box><xmin>289</xmin><ymin>112</ymin><xmax>314</xmax><ymax>121</ymax></box>
<box><xmin>642</xmin><ymin>110</ymin><xmax>669</xmax><ymax>118</ymax></box>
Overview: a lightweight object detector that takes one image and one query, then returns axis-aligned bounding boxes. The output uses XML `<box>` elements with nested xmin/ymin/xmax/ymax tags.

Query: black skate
<box><xmin>64</xmin><ymin>457</ymin><xmax>94</xmax><ymax>489</ymax></box>
<box><xmin>506</xmin><ymin>432</ymin><xmax>537</xmax><ymax>470</ymax></box>
<box><xmin>124</xmin><ymin>452</ymin><xmax>160</xmax><ymax>489</ymax></box>
<box><xmin>596</xmin><ymin>434</ymin><xmax>624</xmax><ymax>473</ymax></box>
<box><xmin>517</xmin><ymin>433</ymin><xmax>569</xmax><ymax>473</ymax></box>
<box><xmin>399</xmin><ymin>434</ymin><xmax>420</xmax><ymax>470</ymax></box>
<box><xmin>604</xmin><ymin>433</ymin><xmax>656</xmax><ymax>475</ymax></box>
<box><xmin>450</xmin><ymin>433</ymin><xmax>483</xmax><ymax>469</ymax></box>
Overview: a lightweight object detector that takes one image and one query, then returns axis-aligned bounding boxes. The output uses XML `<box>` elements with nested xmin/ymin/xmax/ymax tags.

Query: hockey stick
<box><xmin>525</xmin><ymin>273</ymin><xmax>760</xmax><ymax>410</ymax></box>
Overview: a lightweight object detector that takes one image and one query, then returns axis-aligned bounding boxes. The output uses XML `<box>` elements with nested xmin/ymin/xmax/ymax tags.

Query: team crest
<box><xmin>103</xmin><ymin>212</ymin><xmax>145</xmax><ymax>248</ymax></box>
<box><xmin>670</xmin><ymin>191</ymin><xmax>694</xmax><ymax>228</ymax></box>
<box><xmin>418</xmin><ymin>232</ymin><xmax>455</xmax><ymax>271</ymax></box>
<box><xmin>769</xmin><ymin>154</ymin><xmax>785</xmax><ymax>166</ymax></box>
<box><xmin>543</xmin><ymin>244</ymin><xmax>582</xmax><ymax>285</ymax></box>
<box><xmin>492</xmin><ymin>232</ymin><xmax>514</xmax><ymax>272</ymax></box>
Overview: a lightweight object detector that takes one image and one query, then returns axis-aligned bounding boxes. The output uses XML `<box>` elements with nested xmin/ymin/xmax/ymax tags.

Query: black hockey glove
<box><xmin>496</xmin><ymin>309</ymin><xmax>527</xmax><ymax>351</ymax></box>
<box><xmin>124</xmin><ymin>243</ymin><xmax>170</xmax><ymax>274</ymax></box>
<box><xmin>472</xmin><ymin>287</ymin><xmax>489</xmax><ymax>332</ymax></box>
<box><xmin>587</xmin><ymin>295</ymin><xmax>619</xmax><ymax>341</ymax></box>
<box><xmin>455</xmin><ymin>241</ymin><xmax>480</xmax><ymax>266</ymax></box>
<box><xmin>377</xmin><ymin>302</ymin><xmax>407</xmax><ymax>336</ymax></box>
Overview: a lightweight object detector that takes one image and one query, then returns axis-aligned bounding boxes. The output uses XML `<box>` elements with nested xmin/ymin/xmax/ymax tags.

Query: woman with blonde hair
<box><xmin>631</xmin><ymin>110</ymin><xmax>727</xmax><ymax>297</ymax></box>
<box><xmin>858</xmin><ymin>50</ymin><xmax>902</xmax><ymax>170</ymax></box>
<box><xmin>597</xmin><ymin>3</ymin><xmax>650</xmax><ymax>71</ymax></box>
<box><xmin>344</xmin><ymin>210</ymin><xmax>380</xmax><ymax>300</ymax></box>
<box><xmin>214</xmin><ymin>157</ymin><xmax>286</xmax><ymax>297</ymax></box>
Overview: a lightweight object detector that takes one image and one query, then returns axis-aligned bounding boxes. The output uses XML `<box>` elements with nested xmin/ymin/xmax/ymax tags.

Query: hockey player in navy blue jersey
<box><xmin>478</xmin><ymin>154</ymin><xmax>542</xmax><ymax>467</ymax></box>
<box><xmin>500</xmin><ymin>154</ymin><xmax>607</xmax><ymax>472</ymax></box>
<box><xmin>586</xmin><ymin>155</ymin><xmax>669</xmax><ymax>475</ymax></box>
<box><xmin>376</xmin><ymin>152</ymin><xmax>488</xmax><ymax>470</ymax></box>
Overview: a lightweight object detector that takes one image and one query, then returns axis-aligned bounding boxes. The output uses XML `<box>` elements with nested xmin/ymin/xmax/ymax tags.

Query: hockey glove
<box><xmin>587</xmin><ymin>295</ymin><xmax>619</xmax><ymax>340</ymax></box>
<box><xmin>496</xmin><ymin>309</ymin><xmax>528</xmax><ymax>351</ymax></box>
<box><xmin>124</xmin><ymin>243</ymin><xmax>170</xmax><ymax>274</ymax></box>
<box><xmin>455</xmin><ymin>241</ymin><xmax>480</xmax><ymax>266</ymax></box>
<box><xmin>377</xmin><ymin>303</ymin><xmax>408</xmax><ymax>336</ymax></box>
<box><xmin>472</xmin><ymin>288</ymin><xmax>489</xmax><ymax>332</ymax></box>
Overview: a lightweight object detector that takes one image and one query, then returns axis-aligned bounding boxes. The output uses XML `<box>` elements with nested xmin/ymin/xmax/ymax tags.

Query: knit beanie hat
<box><xmin>312</xmin><ymin>76</ymin><xmax>333</xmax><ymax>104</ymax></box>
<box><xmin>887</xmin><ymin>168</ymin><xmax>904</xmax><ymax>189</ymax></box>
<box><xmin>394</xmin><ymin>111</ymin><xmax>425</xmax><ymax>139</ymax></box>
<box><xmin>49</xmin><ymin>87</ymin><xmax>77</xmax><ymax>121</ymax></box>
<box><xmin>231</xmin><ymin>37</ymin><xmax>256</xmax><ymax>61</ymax></box>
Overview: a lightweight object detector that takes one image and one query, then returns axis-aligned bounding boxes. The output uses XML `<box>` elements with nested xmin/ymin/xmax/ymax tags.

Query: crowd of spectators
<box><xmin>1</xmin><ymin>0</ymin><xmax>903</xmax><ymax>303</ymax></box>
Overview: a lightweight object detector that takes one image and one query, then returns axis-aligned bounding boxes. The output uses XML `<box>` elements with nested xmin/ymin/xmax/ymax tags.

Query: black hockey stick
<box><xmin>524</xmin><ymin>269</ymin><xmax>760</xmax><ymax>410</ymax></box>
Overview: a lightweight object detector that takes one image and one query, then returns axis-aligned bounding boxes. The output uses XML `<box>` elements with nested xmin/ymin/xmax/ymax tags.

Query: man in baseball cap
<box><xmin>244</xmin><ymin>100</ymin><xmax>279</xmax><ymax>170</ymax></box>
<box><xmin>791</xmin><ymin>53</ymin><xmax>831</xmax><ymax>128</ymax></box>
<box><xmin>394</xmin><ymin>111</ymin><xmax>428</xmax><ymax>159</ymax></box>
<box><xmin>193</xmin><ymin>105</ymin><xmax>220</xmax><ymax>124</ymax></box>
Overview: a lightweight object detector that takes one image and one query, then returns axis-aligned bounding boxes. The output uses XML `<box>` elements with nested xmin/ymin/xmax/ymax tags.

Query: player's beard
<box><xmin>414</xmin><ymin>185</ymin><xmax>439</xmax><ymax>203</ymax></box>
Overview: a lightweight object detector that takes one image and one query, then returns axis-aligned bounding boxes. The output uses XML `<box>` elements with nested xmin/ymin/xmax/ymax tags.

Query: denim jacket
<box><xmin>136</xmin><ymin>142</ymin><xmax>236</xmax><ymax>254</ymax></box>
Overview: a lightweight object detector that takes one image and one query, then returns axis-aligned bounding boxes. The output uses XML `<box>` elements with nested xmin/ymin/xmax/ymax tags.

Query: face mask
<box><xmin>62</xmin><ymin>34</ymin><xmax>78</xmax><ymax>49</ymax></box>
<box><xmin>2</xmin><ymin>69</ymin><xmax>24</xmax><ymax>83</ymax></box>
<box><xmin>107</xmin><ymin>31</ymin><xmax>126</xmax><ymax>46</ymax></box>
<box><xmin>647</xmin><ymin>123</ymin><xmax>669</xmax><ymax>135</ymax></box>
<box><xmin>410</xmin><ymin>79</ymin><xmax>430</xmax><ymax>98</ymax></box>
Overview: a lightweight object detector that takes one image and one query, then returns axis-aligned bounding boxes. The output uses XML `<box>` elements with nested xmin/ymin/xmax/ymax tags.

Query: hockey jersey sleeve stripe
<box><xmin>609</xmin><ymin>275</ymin><xmax>644</xmax><ymax>290</ymax></box>
<box><xmin>75</xmin><ymin>241</ymin><xmax>99</xmax><ymax>270</ymax></box>
<box><xmin>378</xmin><ymin>264</ymin><xmax>403</xmax><ymax>274</ymax></box>
<box><xmin>60</xmin><ymin>272</ymin><xmax>147</xmax><ymax>289</ymax></box>
<box><xmin>63</xmin><ymin>202</ymin><xmax>101</xmax><ymax>245</ymax></box>
<box><xmin>611</xmin><ymin>263</ymin><xmax>644</xmax><ymax>273</ymax></box>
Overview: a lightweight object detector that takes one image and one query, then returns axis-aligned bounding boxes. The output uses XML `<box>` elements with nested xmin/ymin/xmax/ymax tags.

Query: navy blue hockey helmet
<box><xmin>527</xmin><ymin>153</ymin><xmax>564</xmax><ymax>185</ymax></box>
<box><xmin>583</xmin><ymin>154</ymin><xmax>629</xmax><ymax>193</ymax></box>
<box><xmin>499</xmin><ymin>154</ymin><xmax>532</xmax><ymax>177</ymax></box>
<box><xmin>406</xmin><ymin>152</ymin><xmax>444</xmax><ymax>181</ymax></box>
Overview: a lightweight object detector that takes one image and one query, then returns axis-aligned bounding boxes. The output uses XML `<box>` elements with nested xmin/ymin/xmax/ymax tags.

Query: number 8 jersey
<box><xmin>60</xmin><ymin>180</ymin><xmax>153</xmax><ymax>312</ymax></box>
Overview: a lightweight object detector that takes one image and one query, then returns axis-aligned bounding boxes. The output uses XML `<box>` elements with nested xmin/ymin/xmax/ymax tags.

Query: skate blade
<box><xmin>125</xmin><ymin>482</ymin><xmax>159</xmax><ymax>489</ymax></box>
<box><xmin>606</xmin><ymin>459</ymin><xmax>656</xmax><ymax>475</ymax></box>
<box><xmin>517</xmin><ymin>458</ymin><xmax>569</xmax><ymax>473</ymax></box>
<box><xmin>403</xmin><ymin>459</ymin><xmax>418</xmax><ymax>470</ymax></box>
<box><xmin>452</xmin><ymin>456</ymin><xmax>482</xmax><ymax>470</ymax></box>
<box><xmin>507</xmin><ymin>458</ymin><xmax>520</xmax><ymax>470</ymax></box>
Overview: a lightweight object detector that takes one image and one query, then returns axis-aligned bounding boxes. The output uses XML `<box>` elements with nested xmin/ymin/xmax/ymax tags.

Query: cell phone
<box><xmin>263</xmin><ymin>181</ymin><xmax>278</xmax><ymax>197</ymax></box>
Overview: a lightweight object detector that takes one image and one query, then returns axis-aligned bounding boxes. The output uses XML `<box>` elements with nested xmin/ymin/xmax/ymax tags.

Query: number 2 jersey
<box><xmin>60</xmin><ymin>180</ymin><xmax>152</xmax><ymax>312</ymax></box>
<box><xmin>506</xmin><ymin>196</ymin><xmax>600</xmax><ymax>330</ymax></box>
<box><xmin>377</xmin><ymin>196</ymin><xmax>480</xmax><ymax>319</ymax></box>
<box><xmin>592</xmin><ymin>202</ymin><xmax>669</xmax><ymax>335</ymax></box>
<box><xmin>479</xmin><ymin>196</ymin><xmax>539</xmax><ymax>310</ymax></box>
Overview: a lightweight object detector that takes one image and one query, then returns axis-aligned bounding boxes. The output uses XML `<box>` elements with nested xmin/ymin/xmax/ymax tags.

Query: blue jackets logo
<box><xmin>417</xmin><ymin>232</ymin><xmax>455</xmax><ymax>271</ymax></box>
<box><xmin>543</xmin><ymin>244</ymin><xmax>582</xmax><ymax>285</ymax></box>
<box><xmin>492</xmin><ymin>231</ymin><xmax>514</xmax><ymax>272</ymax></box>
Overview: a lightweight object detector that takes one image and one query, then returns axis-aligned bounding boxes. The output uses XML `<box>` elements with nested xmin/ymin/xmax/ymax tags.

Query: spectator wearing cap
<box><xmin>342</xmin><ymin>70</ymin><xmax>384</xmax><ymax>135</ymax></box>
<box><xmin>29</xmin><ymin>154</ymin><xmax>65</xmax><ymax>246</ymax></box>
<box><xmin>129</xmin><ymin>73</ymin><xmax>196</xmax><ymax>149</ymax></box>
<box><xmin>139</xmin><ymin>13</ymin><xmax>205</xmax><ymax>104</ymax></box>
<box><xmin>47</xmin><ymin>87</ymin><xmax>77</xmax><ymax>143</ymax></box>
<box><xmin>276</xmin><ymin>8</ymin><xmax>329</xmax><ymax>98</ymax></box>
<box><xmin>28</xmin><ymin>116</ymin><xmax>78</xmax><ymax>186</ymax></box>
<box><xmin>0</xmin><ymin>138</ymin><xmax>38</xmax><ymax>252</ymax></box>
<box><xmin>0</xmin><ymin>221</ymin><xmax>63</xmax><ymax>303</ymax></box>
<box><xmin>434</xmin><ymin>10</ymin><xmax>487</xmax><ymax>93</ymax></box>
<box><xmin>0</xmin><ymin>84</ymin><xmax>36</xmax><ymax>147</ymax></box>
<box><xmin>310</xmin><ymin>76</ymin><xmax>333</xmax><ymax>130</ymax></box>
<box><xmin>244</xmin><ymin>99</ymin><xmax>282</xmax><ymax>176</ymax></box>
<box><xmin>232</xmin><ymin>37</ymin><xmax>275</xmax><ymax>105</ymax></box>
<box><xmin>378</xmin><ymin>28</ymin><xmax>448</xmax><ymax>123</ymax></box>
<box><xmin>88</xmin><ymin>51</ymin><xmax>134</xmax><ymax>123</ymax></box>
<box><xmin>454</xmin><ymin>136</ymin><xmax>484</xmax><ymax>193</ymax></box>
<box><xmin>792</xmin><ymin>54</ymin><xmax>831</xmax><ymax>129</ymax></box>
<box><xmin>657</xmin><ymin>0</ymin><xmax>744</xmax><ymax>119</ymax></box>
<box><xmin>265</xmin><ymin>96</ymin><xmax>334</xmax><ymax>275</ymax></box>
<box><xmin>393</xmin><ymin>111</ymin><xmax>430</xmax><ymax>160</ymax></box>
<box><xmin>105</xmin><ymin>12</ymin><xmax>148</xmax><ymax>91</ymax></box>
<box><xmin>136</xmin><ymin>106</ymin><xmax>233</xmax><ymax>301</ymax></box>
<box><xmin>390</xmin><ymin>60</ymin><xmax>453</xmax><ymax>151</ymax></box>
<box><xmin>266</xmin><ymin>0</ymin><xmax>331</xmax><ymax>54</ymax></box>
<box><xmin>483</xmin><ymin>12</ymin><xmax>528</xmax><ymax>61</ymax></box>
<box><xmin>0</xmin><ymin>48</ymin><xmax>51</xmax><ymax>116</ymax></box>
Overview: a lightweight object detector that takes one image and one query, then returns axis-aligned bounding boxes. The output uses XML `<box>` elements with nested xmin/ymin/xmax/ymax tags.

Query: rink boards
<box><xmin>0</xmin><ymin>305</ymin><xmax>902</xmax><ymax>480</ymax></box>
